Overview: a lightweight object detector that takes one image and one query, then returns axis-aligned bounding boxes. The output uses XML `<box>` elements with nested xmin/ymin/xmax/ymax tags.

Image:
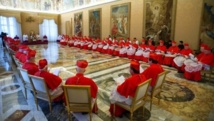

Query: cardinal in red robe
<box><xmin>150</xmin><ymin>40</ymin><xmax>167</xmax><ymax>64</ymax></box>
<box><xmin>65</xmin><ymin>60</ymin><xmax>98</xmax><ymax>113</ymax></box>
<box><xmin>109</xmin><ymin>60</ymin><xmax>147</xmax><ymax>117</ymax></box>
<box><xmin>184</xmin><ymin>45</ymin><xmax>214</xmax><ymax>81</ymax></box>
<box><xmin>34</xmin><ymin>59</ymin><xmax>63</xmax><ymax>96</ymax></box>
<box><xmin>141</xmin><ymin>58</ymin><xmax>164</xmax><ymax>90</ymax></box>
<box><xmin>172</xmin><ymin>43</ymin><xmax>193</xmax><ymax>73</ymax></box>
<box><xmin>162</xmin><ymin>41</ymin><xmax>180</xmax><ymax>66</ymax></box>
<box><xmin>22</xmin><ymin>50</ymin><xmax>39</xmax><ymax>75</ymax></box>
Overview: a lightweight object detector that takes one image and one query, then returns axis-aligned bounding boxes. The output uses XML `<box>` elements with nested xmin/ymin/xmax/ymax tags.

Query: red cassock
<box><xmin>162</xmin><ymin>46</ymin><xmax>180</xmax><ymax>66</ymax></box>
<box><xmin>109</xmin><ymin>74</ymin><xmax>147</xmax><ymax>117</ymax></box>
<box><xmin>34</xmin><ymin>71</ymin><xmax>62</xmax><ymax>91</ymax></box>
<box><xmin>141</xmin><ymin>64</ymin><xmax>164</xmax><ymax>87</ymax></box>
<box><xmin>22</xmin><ymin>62</ymin><xmax>39</xmax><ymax>75</ymax></box>
<box><xmin>184</xmin><ymin>53</ymin><xmax>214</xmax><ymax>81</ymax></box>
<box><xmin>61</xmin><ymin>41</ymin><xmax>68</xmax><ymax>46</ymax></box>
<box><xmin>68</xmin><ymin>41</ymin><xmax>74</xmax><ymax>47</ymax></box>
<box><xmin>142</xmin><ymin>45</ymin><xmax>155</xmax><ymax>62</ymax></box>
<box><xmin>180</xmin><ymin>48</ymin><xmax>193</xmax><ymax>56</ymax></box>
<box><xmin>172</xmin><ymin>48</ymin><xmax>193</xmax><ymax>72</ymax></box>
<box><xmin>147</xmin><ymin>45</ymin><xmax>155</xmax><ymax>51</ymax></box>
<box><xmin>134</xmin><ymin>44</ymin><xmax>146</xmax><ymax>61</ymax></box>
<box><xmin>17</xmin><ymin>53</ymin><xmax>24</xmax><ymax>60</ymax></box>
<box><xmin>15</xmin><ymin>51</ymin><xmax>22</xmax><ymax>59</ymax></box>
<box><xmin>150</xmin><ymin>45</ymin><xmax>166</xmax><ymax>64</ymax></box>
<box><xmin>19</xmin><ymin>54</ymin><xmax>27</xmax><ymax>64</ymax></box>
<box><xmin>198</xmin><ymin>53</ymin><xmax>214</xmax><ymax>66</ymax></box>
<box><xmin>65</xmin><ymin>73</ymin><xmax>98</xmax><ymax>113</ymax></box>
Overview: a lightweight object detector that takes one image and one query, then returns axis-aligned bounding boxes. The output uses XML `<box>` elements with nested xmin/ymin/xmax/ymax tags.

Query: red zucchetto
<box><xmin>76</xmin><ymin>60</ymin><xmax>88</xmax><ymax>68</ymax></box>
<box><xmin>27</xmin><ymin>50</ymin><xmax>36</xmax><ymax>59</ymax></box>
<box><xmin>39</xmin><ymin>59</ymin><xmax>48</xmax><ymax>69</ymax></box>
<box><xmin>130</xmin><ymin>60</ymin><xmax>140</xmax><ymax>71</ymax></box>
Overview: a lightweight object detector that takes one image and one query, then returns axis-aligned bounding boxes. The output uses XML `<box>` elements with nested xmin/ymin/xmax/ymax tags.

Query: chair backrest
<box><xmin>28</xmin><ymin>75</ymin><xmax>48</xmax><ymax>94</ymax></box>
<box><xmin>132</xmin><ymin>78</ymin><xmax>151</xmax><ymax>106</ymax></box>
<box><xmin>63</xmin><ymin>85</ymin><xmax>91</xmax><ymax>104</ymax></box>
<box><xmin>153</xmin><ymin>71</ymin><xmax>167</xmax><ymax>90</ymax></box>
<box><xmin>18</xmin><ymin>67</ymin><xmax>31</xmax><ymax>84</ymax></box>
<box><xmin>12</xmin><ymin>55</ymin><xmax>20</xmax><ymax>67</ymax></box>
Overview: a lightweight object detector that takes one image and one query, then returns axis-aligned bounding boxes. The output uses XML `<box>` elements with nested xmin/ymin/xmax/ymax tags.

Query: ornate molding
<box><xmin>26</xmin><ymin>16</ymin><xmax>35</xmax><ymax>22</ymax></box>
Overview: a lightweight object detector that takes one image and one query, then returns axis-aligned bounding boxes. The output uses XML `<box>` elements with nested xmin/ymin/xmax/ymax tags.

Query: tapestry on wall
<box><xmin>200</xmin><ymin>0</ymin><xmax>214</xmax><ymax>50</ymax></box>
<box><xmin>89</xmin><ymin>8</ymin><xmax>101</xmax><ymax>39</ymax></box>
<box><xmin>110</xmin><ymin>2</ymin><xmax>130</xmax><ymax>39</ymax></box>
<box><xmin>74</xmin><ymin>12</ymin><xmax>83</xmax><ymax>37</ymax></box>
<box><xmin>145</xmin><ymin>0</ymin><xmax>175</xmax><ymax>44</ymax></box>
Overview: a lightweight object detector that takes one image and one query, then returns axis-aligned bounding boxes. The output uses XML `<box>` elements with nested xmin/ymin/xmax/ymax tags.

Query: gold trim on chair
<box><xmin>113</xmin><ymin>78</ymin><xmax>151</xmax><ymax>121</ymax></box>
<box><xmin>201</xmin><ymin>66</ymin><xmax>214</xmax><ymax>82</ymax></box>
<box><xmin>28</xmin><ymin>75</ymin><xmax>63</xmax><ymax>112</ymax></box>
<box><xmin>17</xmin><ymin>67</ymin><xmax>35</xmax><ymax>99</ymax></box>
<box><xmin>147</xmin><ymin>70</ymin><xmax>169</xmax><ymax>111</ymax></box>
<box><xmin>63</xmin><ymin>85</ymin><xmax>96</xmax><ymax>121</ymax></box>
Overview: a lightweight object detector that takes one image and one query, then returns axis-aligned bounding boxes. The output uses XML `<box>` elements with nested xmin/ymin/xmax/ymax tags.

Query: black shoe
<box><xmin>177</xmin><ymin>70</ymin><xmax>183</xmax><ymax>73</ymax></box>
<box><xmin>82</xmin><ymin>112</ymin><xmax>88</xmax><ymax>115</ymax></box>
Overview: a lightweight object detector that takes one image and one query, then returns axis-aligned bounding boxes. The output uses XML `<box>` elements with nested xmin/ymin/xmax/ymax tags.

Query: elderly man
<box><xmin>173</xmin><ymin>43</ymin><xmax>193</xmax><ymax>73</ymax></box>
<box><xmin>22</xmin><ymin>50</ymin><xmax>39</xmax><ymax>75</ymax></box>
<box><xmin>150</xmin><ymin>40</ymin><xmax>167</xmax><ymax>64</ymax></box>
<box><xmin>184</xmin><ymin>45</ymin><xmax>214</xmax><ymax>81</ymax></box>
<box><xmin>109</xmin><ymin>60</ymin><xmax>147</xmax><ymax>117</ymax></box>
<box><xmin>65</xmin><ymin>60</ymin><xmax>98</xmax><ymax>113</ymax></box>
<box><xmin>34</xmin><ymin>59</ymin><xmax>63</xmax><ymax>96</ymax></box>
<box><xmin>141</xmin><ymin>58</ymin><xmax>164</xmax><ymax>91</ymax></box>
<box><xmin>162</xmin><ymin>41</ymin><xmax>180</xmax><ymax>66</ymax></box>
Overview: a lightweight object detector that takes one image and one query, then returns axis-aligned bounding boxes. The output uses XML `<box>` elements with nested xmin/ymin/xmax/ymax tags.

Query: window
<box><xmin>0</xmin><ymin>16</ymin><xmax>22</xmax><ymax>40</ymax></box>
<box><xmin>39</xmin><ymin>19</ymin><xmax>58</xmax><ymax>42</ymax></box>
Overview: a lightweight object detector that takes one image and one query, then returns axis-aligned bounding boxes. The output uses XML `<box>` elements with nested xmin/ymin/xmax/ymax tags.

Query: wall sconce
<box><xmin>26</xmin><ymin>16</ymin><xmax>35</xmax><ymax>22</ymax></box>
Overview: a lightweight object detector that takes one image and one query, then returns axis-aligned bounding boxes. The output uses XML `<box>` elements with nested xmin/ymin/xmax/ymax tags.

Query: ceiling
<box><xmin>0</xmin><ymin>0</ymin><xmax>118</xmax><ymax>14</ymax></box>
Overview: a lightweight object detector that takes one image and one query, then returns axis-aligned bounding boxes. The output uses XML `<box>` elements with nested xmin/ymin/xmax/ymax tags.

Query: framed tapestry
<box><xmin>144</xmin><ymin>0</ymin><xmax>176</xmax><ymax>44</ymax></box>
<box><xmin>89</xmin><ymin>8</ymin><xmax>102</xmax><ymax>39</ymax></box>
<box><xmin>74</xmin><ymin>12</ymin><xmax>83</xmax><ymax>37</ymax></box>
<box><xmin>200</xmin><ymin>0</ymin><xmax>214</xmax><ymax>49</ymax></box>
<box><xmin>110</xmin><ymin>2</ymin><xmax>131</xmax><ymax>38</ymax></box>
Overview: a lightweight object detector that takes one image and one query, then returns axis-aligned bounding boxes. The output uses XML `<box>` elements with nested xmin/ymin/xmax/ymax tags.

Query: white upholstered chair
<box><xmin>17</xmin><ymin>67</ymin><xmax>35</xmax><ymax>99</ymax></box>
<box><xmin>28</xmin><ymin>75</ymin><xmax>63</xmax><ymax>112</ymax></box>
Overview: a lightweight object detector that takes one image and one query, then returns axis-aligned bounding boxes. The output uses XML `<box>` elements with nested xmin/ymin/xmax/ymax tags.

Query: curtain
<box><xmin>39</xmin><ymin>19</ymin><xmax>58</xmax><ymax>42</ymax></box>
<box><xmin>0</xmin><ymin>16</ymin><xmax>22</xmax><ymax>40</ymax></box>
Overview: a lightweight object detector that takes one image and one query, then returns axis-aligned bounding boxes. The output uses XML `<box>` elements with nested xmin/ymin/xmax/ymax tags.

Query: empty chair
<box><xmin>63</xmin><ymin>85</ymin><xmax>97</xmax><ymax>121</ymax></box>
<box><xmin>113</xmin><ymin>78</ymin><xmax>151</xmax><ymax>121</ymax></box>
<box><xmin>147</xmin><ymin>70</ymin><xmax>169</xmax><ymax>111</ymax></box>
<box><xmin>28</xmin><ymin>75</ymin><xmax>63</xmax><ymax>112</ymax></box>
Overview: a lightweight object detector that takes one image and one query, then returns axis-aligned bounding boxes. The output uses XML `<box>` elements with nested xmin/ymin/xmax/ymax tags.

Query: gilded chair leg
<box><xmin>209</xmin><ymin>74</ymin><xmax>211</xmax><ymax>82</ymax></box>
<box><xmin>111</xmin><ymin>104</ymin><xmax>116</xmax><ymax>121</ymax></box>
<box><xmin>35</xmin><ymin>98</ymin><xmax>39</xmax><ymax>110</ymax></box>
<box><xmin>90</xmin><ymin>112</ymin><xmax>92</xmax><ymax>121</ymax></box>
<box><xmin>49</xmin><ymin>102</ymin><xmax>52</xmax><ymax>112</ymax></box>
<box><xmin>130</xmin><ymin>112</ymin><xmax>133</xmax><ymax>121</ymax></box>
<box><xmin>67</xmin><ymin>108</ymin><xmax>71</xmax><ymax>121</ymax></box>
<box><xmin>150</xmin><ymin>98</ymin><xmax>153</xmax><ymax>111</ymax></box>
<box><xmin>24</xmin><ymin>88</ymin><xmax>27</xmax><ymax>99</ymax></box>
<box><xmin>142</xmin><ymin>106</ymin><xmax>145</xmax><ymax>117</ymax></box>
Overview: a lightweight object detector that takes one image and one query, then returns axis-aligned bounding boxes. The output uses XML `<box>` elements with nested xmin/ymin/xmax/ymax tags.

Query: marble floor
<box><xmin>0</xmin><ymin>42</ymin><xmax>214</xmax><ymax>121</ymax></box>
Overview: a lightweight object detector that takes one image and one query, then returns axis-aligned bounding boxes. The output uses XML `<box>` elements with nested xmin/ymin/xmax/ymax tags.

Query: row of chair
<box><xmin>17</xmin><ymin>67</ymin><xmax>96</xmax><ymax>121</ymax></box>
<box><xmin>112</xmin><ymin>70</ymin><xmax>169</xmax><ymax>121</ymax></box>
<box><xmin>17</xmin><ymin>67</ymin><xmax>169</xmax><ymax>121</ymax></box>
